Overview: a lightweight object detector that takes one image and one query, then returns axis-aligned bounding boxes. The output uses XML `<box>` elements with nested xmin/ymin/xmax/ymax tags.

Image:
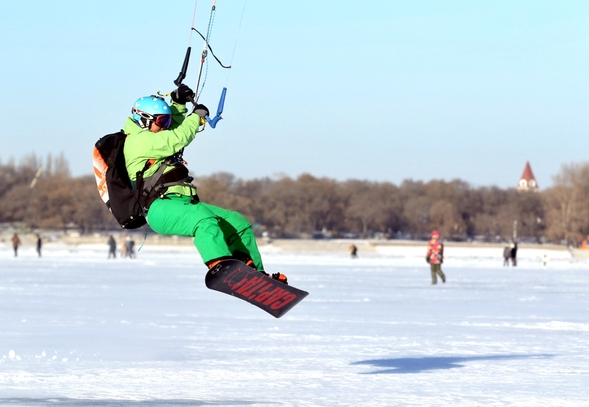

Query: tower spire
<box><xmin>517</xmin><ymin>161</ymin><xmax>539</xmax><ymax>192</ymax></box>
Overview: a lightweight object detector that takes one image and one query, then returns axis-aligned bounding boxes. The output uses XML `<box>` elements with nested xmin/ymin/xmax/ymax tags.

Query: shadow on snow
<box><xmin>351</xmin><ymin>353</ymin><xmax>554</xmax><ymax>374</ymax></box>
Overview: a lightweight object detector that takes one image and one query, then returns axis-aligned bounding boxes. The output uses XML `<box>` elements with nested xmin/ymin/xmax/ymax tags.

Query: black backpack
<box><xmin>93</xmin><ymin>131</ymin><xmax>147</xmax><ymax>229</ymax></box>
<box><xmin>93</xmin><ymin>131</ymin><xmax>195</xmax><ymax>229</ymax></box>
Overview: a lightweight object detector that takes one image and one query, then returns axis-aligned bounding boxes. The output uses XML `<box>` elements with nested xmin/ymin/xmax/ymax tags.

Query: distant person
<box><xmin>120</xmin><ymin>236</ymin><xmax>128</xmax><ymax>258</ymax></box>
<box><xmin>126</xmin><ymin>236</ymin><xmax>136</xmax><ymax>259</ymax></box>
<box><xmin>542</xmin><ymin>253</ymin><xmax>548</xmax><ymax>267</ymax></box>
<box><xmin>426</xmin><ymin>230</ymin><xmax>446</xmax><ymax>284</ymax></box>
<box><xmin>36</xmin><ymin>234</ymin><xmax>42</xmax><ymax>257</ymax></box>
<box><xmin>510</xmin><ymin>241</ymin><xmax>518</xmax><ymax>266</ymax></box>
<box><xmin>503</xmin><ymin>246</ymin><xmax>511</xmax><ymax>266</ymax></box>
<box><xmin>107</xmin><ymin>235</ymin><xmax>117</xmax><ymax>259</ymax></box>
<box><xmin>349</xmin><ymin>244</ymin><xmax>358</xmax><ymax>259</ymax></box>
<box><xmin>11</xmin><ymin>233</ymin><xmax>21</xmax><ymax>257</ymax></box>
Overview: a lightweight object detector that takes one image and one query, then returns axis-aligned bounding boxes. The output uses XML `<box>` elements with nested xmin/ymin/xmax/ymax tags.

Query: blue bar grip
<box><xmin>205</xmin><ymin>87</ymin><xmax>227</xmax><ymax>128</ymax></box>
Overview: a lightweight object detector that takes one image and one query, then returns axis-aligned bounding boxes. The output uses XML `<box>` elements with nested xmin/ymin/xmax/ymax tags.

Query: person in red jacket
<box><xmin>426</xmin><ymin>230</ymin><xmax>446</xmax><ymax>284</ymax></box>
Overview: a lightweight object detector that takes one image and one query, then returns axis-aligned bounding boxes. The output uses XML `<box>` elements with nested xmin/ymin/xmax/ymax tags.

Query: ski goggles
<box><xmin>153</xmin><ymin>114</ymin><xmax>172</xmax><ymax>129</ymax></box>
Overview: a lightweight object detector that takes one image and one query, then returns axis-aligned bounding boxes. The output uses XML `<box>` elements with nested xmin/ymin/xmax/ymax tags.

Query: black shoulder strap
<box><xmin>134</xmin><ymin>160</ymin><xmax>152</xmax><ymax>199</ymax></box>
<box><xmin>135</xmin><ymin>157</ymin><xmax>196</xmax><ymax>209</ymax></box>
<box><xmin>141</xmin><ymin>159</ymin><xmax>171</xmax><ymax>193</ymax></box>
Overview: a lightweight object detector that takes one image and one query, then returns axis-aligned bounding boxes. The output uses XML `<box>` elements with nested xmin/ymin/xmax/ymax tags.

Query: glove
<box><xmin>171</xmin><ymin>84</ymin><xmax>195</xmax><ymax>105</ymax></box>
<box><xmin>426</xmin><ymin>256</ymin><xmax>430</xmax><ymax>264</ymax></box>
<box><xmin>192</xmin><ymin>103</ymin><xmax>210</xmax><ymax>119</ymax></box>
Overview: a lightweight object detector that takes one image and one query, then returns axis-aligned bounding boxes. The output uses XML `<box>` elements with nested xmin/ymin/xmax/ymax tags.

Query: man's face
<box><xmin>149</xmin><ymin>122</ymin><xmax>163</xmax><ymax>133</ymax></box>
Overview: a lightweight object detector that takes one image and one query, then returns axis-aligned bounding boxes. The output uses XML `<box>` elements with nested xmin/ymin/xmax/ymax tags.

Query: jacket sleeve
<box><xmin>138</xmin><ymin>101</ymin><xmax>201</xmax><ymax>156</ymax></box>
<box><xmin>123</xmin><ymin>103</ymin><xmax>203</xmax><ymax>180</ymax></box>
<box><xmin>141</xmin><ymin>114</ymin><xmax>201</xmax><ymax>157</ymax></box>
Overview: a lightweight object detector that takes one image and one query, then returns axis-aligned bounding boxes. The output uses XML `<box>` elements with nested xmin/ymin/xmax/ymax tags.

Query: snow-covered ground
<box><xmin>0</xmin><ymin>242</ymin><xmax>588</xmax><ymax>406</ymax></box>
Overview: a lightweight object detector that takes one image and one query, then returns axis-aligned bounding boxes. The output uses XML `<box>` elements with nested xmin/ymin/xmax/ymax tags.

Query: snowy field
<box><xmin>0</xmin><ymin>241</ymin><xmax>588</xmax><ymax>406</ymax></box>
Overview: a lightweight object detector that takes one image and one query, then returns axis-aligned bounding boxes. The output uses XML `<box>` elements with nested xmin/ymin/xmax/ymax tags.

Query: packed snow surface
<box><xmin>0</xmin><ymin>242</ymin><xmax>588</xmax><ymax>406</ymax></box>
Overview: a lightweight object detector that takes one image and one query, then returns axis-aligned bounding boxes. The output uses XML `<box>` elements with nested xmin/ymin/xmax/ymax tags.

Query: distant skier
<box><xmin>36</xmin><ymin>234</ymin><xmax>42</xmax><ymax>257</ymax></box>
<box><xmin>122</xmin><ymin>87</ymin><xmax>286</xmax><ymax>283</ymax></box>
<box><xmin>503</xmin><ymin>246</ymin><xmax>511</xmax><ymax>266</ymax></box>
<box><xmin>120</xmin><ymin>236</ymin><xmax>128</xmax><ymax>258</ymax></box>
<box><xmin>11</xmin><ymin>233</ymin><xmax>21</xmax><ymax>257</ymax></box>
<box><xmin>126</xmin><ymin>236</ymin><xmax>136</xmax><ymax>259</ymax></box>
<box><xmin>510</xmin><ymin>241</ymin><xmax>518</xmax><ymax>266</ymax></box>
<box><xmin>426</xmin><ymin>230</ymin><xmax>446</xmax><ymax>284</ymax></box>
<box><xmin>107</xmin><ymin>235</ymin><xmax>116</xmax><ymax>259</ymax></box>
<box><xmin>349</xmin><ymin>244</ymin><xmax>358</xmax><ymax>259</ymax></box>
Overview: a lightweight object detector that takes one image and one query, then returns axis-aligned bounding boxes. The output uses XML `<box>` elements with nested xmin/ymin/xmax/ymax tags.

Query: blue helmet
<box><xmin>131</xmin><ymin>95</ymin><xmax>172</xmax><ymax>130</ymax></box>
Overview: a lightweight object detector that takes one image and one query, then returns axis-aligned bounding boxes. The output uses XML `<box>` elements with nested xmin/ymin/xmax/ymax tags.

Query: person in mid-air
<box><xmin>426</xmin><ymin>230</ymin><xmax>446</xmax><ymax>285</ymax></box>
<box><xmin>123</xmin><ymin>85</ymin><xmax>286</xmax><ymax>283</ymax></box>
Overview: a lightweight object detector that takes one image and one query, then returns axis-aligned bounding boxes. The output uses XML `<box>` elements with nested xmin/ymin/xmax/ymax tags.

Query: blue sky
<box><xmin>0</xmin><ymin>0</ymin><xmax>587</xmax><ymax>189</ymax></box>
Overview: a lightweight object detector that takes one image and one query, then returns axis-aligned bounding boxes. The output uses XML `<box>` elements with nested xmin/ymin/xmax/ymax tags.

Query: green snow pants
<box><xmin>147</xmin><ymin>194</ymin><xmax>264</xmax><ymax>271</ymax></box>
<box><xmin>430</xmin><ymin>263</ymin><xmax>446</xmax><ymax>284</ymax></box>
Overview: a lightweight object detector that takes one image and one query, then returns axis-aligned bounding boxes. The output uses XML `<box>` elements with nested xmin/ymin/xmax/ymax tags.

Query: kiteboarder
<box><xmin>122</xmin><ymin>86</ymin><xmax>286</xmax><ymax>284</ymax></box>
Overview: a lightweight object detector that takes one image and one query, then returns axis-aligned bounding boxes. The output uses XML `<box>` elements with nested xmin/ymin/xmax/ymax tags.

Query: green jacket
<box><xmin>123</xmin><ymin>101</ymin><xmax>202</xmax><ymax>197</ymax></box>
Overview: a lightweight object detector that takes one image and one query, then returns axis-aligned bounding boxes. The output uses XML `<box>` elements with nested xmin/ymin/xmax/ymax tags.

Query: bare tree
<box><xmin>4</xmin><ymin>152</ymin><xmax>589</xmax><ymax>245</ymax></box>
<box><xmin>543</xmin><ymin>163</ymin><xmax>589</xmax><ymax>245</ymax></box>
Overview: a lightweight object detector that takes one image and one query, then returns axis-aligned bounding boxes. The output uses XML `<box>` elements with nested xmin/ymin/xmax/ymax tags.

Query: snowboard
<box><xmin>205</xmin><ymin>259</ymin><xmax>309</xmax><ymax>318</ymax></box>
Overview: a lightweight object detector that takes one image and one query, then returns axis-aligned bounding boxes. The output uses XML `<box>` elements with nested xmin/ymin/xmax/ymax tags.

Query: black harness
<box><xmin>134</xmin><ymin>155</ymin><xmax>197</xmax><ymax>210</ymax></box>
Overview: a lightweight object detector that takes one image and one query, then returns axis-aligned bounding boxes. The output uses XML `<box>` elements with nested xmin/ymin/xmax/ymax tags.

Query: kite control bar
<box><xmin>204</xmin><ymin>87</ymin><xmax>226</xmax><ymax>128</ymax></box>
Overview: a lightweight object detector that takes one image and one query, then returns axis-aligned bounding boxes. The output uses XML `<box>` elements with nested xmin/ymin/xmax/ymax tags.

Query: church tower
<box><xmin>517</xmin><ymin>161</ymin><xmax>539</xmax><ymax>192</ymax></box>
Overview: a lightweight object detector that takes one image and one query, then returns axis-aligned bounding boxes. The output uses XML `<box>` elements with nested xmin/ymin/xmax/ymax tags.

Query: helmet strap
<box><xmin>131</xmin><ymin>107</ymin><xmax>153</xmax><ymax>130</ymax></box>
<box><xmin>136</xmin><ymin>117</ymin><xmax>152</xmax><ymax>130</ymax></box>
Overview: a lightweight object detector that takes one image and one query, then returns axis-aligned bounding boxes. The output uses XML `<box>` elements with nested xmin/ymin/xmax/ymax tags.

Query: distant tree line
<box><xmin>1</xmin><ymin>154</ymin><xmax>588</xmax><ymax>245</ymax></box>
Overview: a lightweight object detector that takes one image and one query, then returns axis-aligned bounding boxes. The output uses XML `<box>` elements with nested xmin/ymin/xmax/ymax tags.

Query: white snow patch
<box><xmin>0</xmin><ymin>243</ymin><xmax>587</xmax><ymax>406</ymax></box>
